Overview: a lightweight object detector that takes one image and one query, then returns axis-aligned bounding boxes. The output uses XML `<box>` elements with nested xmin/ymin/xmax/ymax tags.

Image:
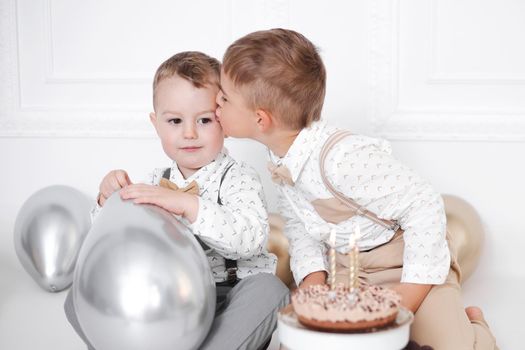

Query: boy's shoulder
<box><xmin>322</xmin><ymin>129</ymin><xmax>393</xmax><ymax>157</ymax></box>
<box><xmin>314</xmin><ymin>129</ymin><xmax>396</xmax><ymax>175</ymax></box>
<box><xmin>222</xmin><ymin>155</ymin><xmax>261</xmax><ymax>181</ymax></box>
<box><xmin>218</xmin><ymin>154</ymin><xmax>265</xmax><ymax>196</ymax></box>
<box><xmin>307</xmin><ymin>121</ymin><xmax>392</xmax><ymax>156</ymax></box>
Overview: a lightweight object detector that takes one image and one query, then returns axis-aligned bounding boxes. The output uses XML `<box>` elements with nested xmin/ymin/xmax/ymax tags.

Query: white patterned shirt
<box><xmin>269</xmin><ymin>120</ymin><xmax>450</xmax><ymax>285</ymax></box>
<box><xmin>92</xmin><ymin>148</ymin><xmax>276</xmax><ymax>282</ymax></box>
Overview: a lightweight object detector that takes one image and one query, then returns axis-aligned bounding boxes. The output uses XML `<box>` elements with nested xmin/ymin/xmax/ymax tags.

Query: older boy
<box><xmin>216</xmin><ymin>28</ymin><xmax>498</xmax><ymax>349</ymax></box>
<box><xmin>64</xmin><ymin>51</ymin><xmax>288</xmax><ymax>350</ymax></box>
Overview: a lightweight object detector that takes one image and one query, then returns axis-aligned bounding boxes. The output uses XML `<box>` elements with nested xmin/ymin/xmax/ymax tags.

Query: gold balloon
<box><xmin>267</xmin><ymin>195</ymin><xmax>484</xmax><ymax>287</ymax></box>
<box><xmin>267</xmin><ymin>213</ymin><xmax>294</xmax><ymax>288</ymax></box>
<box><xmin>443</xmin><ymin>194</ymin><xmax>484</xmax><ymax>283</ymax></box>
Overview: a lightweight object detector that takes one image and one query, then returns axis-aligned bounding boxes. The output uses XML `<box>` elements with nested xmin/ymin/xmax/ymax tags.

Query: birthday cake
<box><xmin>291</xmin><ymin>283</ymin><xmax>401</xmax><ymax>332</ymax></box>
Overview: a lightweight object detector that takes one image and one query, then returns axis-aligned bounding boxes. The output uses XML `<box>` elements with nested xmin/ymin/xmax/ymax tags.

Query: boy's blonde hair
<box><xmin>153</xmin><ymin>51</ymin><xmax>220</xmax><ymax>102</ymax></box>
<box><xmin>223</xmin><ymin>28</ymin><xmax>326</xmax><ymax>130</ymax></box>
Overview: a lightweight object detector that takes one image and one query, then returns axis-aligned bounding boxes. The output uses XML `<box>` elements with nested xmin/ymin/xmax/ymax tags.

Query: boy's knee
<box><xmin>242</xmin><ymin>273</ymin><xmax>289</xmax><ymax>307</ymax></box>
<box><xmin>264</xmin><ymin>274</ymin><xmax>290</xmax><ymax>311</ymax></box>
<box><xmin>411</xmin><ymin>319</ymin><xmax>475</xmax><ymax>350</ymax></box>
<box><xmin>259</xmin><ymin>273</ymin><xmax>289</xmax><ymax>298</ymax></box>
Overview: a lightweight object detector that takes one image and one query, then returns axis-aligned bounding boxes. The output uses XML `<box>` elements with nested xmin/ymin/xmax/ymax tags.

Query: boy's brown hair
<box><xmin>153</xmin><ymin>51</ymin><xmax>220</xmax><ymax>102</ymax></box>
<box><xmin>223</xmin><ymin>28</ymin><xmax>326</xmax><ymax>130</ymax></box>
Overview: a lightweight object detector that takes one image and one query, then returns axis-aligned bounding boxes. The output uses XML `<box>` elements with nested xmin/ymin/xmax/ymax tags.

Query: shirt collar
<box><xmin>268</xmin><ymin>119</ymin><xmax>327</xmax><ymax>183</ymax></box>
<box><xmin>169</xmin><ymin>148</ymin><xmax>230</xmax><ymax>193</ymax></box>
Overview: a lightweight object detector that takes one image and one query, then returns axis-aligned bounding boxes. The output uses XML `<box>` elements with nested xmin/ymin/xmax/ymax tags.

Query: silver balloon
<box><xmin>73</xmin><ymin>192</ymin><xmax>215</xmax><ymax>350</ymax></box>
<box><xmin>14</xmin><ymin>185</ymin><xmax>92</xmax><ymax>292</ymax></box>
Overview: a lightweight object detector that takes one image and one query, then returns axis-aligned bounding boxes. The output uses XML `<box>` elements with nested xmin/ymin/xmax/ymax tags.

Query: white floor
<box><xmin>1</xmin><ymin>243</ymin><xmax>522</xmax><ymax>349</ymax></box>
<box><xmin>0</xmin><ymin>249</ymin><xmax>281</xmax><ymax>350</ymax></box>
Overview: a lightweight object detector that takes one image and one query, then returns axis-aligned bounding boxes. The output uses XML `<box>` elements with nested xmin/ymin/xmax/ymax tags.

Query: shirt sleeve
<box><xmin>189</xmin><ymin>163</ymin><xmax>269</xmax><ymax>260</ymax></box>
<box><xmin>278</xmin><ymin>189</ymin><xmax>328</xmax><ymax>285</ymax></box>
<box><xmin>326</xmin><ymin>136</ymin><xmax>450</xmax><ymax>284</ymax></box>
<box><xmin>90</xmin><ymin>202</ymin><xmax>101</xmax><ymax>223</ymax></box>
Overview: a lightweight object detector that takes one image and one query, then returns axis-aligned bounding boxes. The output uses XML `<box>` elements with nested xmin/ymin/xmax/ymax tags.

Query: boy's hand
<box><xmin>119</xmin><ymin>184</ymin><xmax>199</xmax><ymax>223</ymax></box>
<box><xmin>98</xmin><ymin>169</ymin><xmax>132</xmax><ymax>206</ymax></box>
<box><xmin>299</xmin><ymin>270</ymin><xmax>328</xmax><ymax>289</ymax></box>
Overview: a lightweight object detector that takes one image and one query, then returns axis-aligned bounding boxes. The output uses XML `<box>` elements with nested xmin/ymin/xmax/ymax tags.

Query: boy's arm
<box><xmin>278</xmin><ymin>190</ymin><xmax>328</xmax><ymax>286</ymax></box>
<box><xmin>188</xmin><ymin>164</ymin><xmax>268</xmax><ymax>259</ymax></box>
<box><xmin>117</xmin><ymin>166</ymin><xmax>267</xmax><ymax>260</ymax></box>
<box><xmin>390</xmin><ymin>283</ymin><xmax>432</xmax><ymax>313</ymax></box>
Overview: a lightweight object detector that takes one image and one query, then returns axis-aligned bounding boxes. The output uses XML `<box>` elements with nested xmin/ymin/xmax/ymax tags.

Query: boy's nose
<box><xmin>183</xmin><ymin>124</ymin><xmax>197</xmax><ymax>139</ymax></box>
<box><xmin>216</xmin><ymin>91</ymin><xmax>223</xmax><ymax>106</ymax></box>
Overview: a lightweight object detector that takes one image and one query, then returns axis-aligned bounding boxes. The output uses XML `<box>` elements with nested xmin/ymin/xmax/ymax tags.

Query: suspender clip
<box><xmin>226</xmin><ymin>267</ymin><xmax>238</xmax><ymax>284</ymax></box>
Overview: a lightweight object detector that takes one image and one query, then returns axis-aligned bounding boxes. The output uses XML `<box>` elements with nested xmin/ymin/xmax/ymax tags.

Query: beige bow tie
<box><xmin>159</xmin><ymin>178</ymin><xmax>200</xmax><ymax>195</ymax></box>
<box><xmin>267</xmin><ymin>162</ymin><xmax>294</xmax><ymax>186</ymax></box>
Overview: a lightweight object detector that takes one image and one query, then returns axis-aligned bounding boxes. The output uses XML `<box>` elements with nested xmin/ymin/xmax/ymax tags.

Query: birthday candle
<box><xmin>349</xmin><ymin>225</ymin><xmax>360</xmax><ymax>293</ymax></box>
<box><xmin>329</xmin><ymin>229</ymin><xmax>337</xmax><ymax>290</ymax></box>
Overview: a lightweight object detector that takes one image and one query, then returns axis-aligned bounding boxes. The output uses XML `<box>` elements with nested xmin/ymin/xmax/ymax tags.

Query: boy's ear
<box><xmin>254</xmin><ymin>108</ymin><xmax>273</xmax><ymax>132</ymax></box>
<box><xmin>149</xmin><ymin>112</ymin><xmax>160</xmax><ymax>133</ymax></box>
<box><xmin>149</xmin><ymin>112</ymin><xmax>157</xmax><ymax>125</ymax></box>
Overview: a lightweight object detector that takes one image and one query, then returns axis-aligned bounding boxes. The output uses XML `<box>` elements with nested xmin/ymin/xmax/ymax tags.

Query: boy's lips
<box><xmin>181</xmin><ymin>146</ymin><xmax>202</xmax><ymax>152</ymax></box>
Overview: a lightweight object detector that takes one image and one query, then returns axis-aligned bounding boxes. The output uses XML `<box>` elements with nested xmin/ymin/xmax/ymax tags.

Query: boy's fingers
<box><xmin>134</xmin><ymin>196</ymin><xmax>162</xmax><ymax>206</ymax></box>
<box><xmin>109</xmin><ymin>175</ymin><xmax>120</xmax><ymax>189</ymax></box>
<box><xmin>133</xmin><ymin>197</ymin><xmax>150</xmax><ymax>204</ymax></box>
<box><xmin>100</xmin><ymin>179</ymin><xmax>121</xmax><ymax>199</ymax></box>
<box><xmin>99</xmin><ymin>184</ymin><xmax>112</xmax><ymax>200</ymax></box>
<box><xmin>116</xmin><ymin>171</ymin><xmax>131</xmax><ymax>187</ymax></box>
<box><xmin>120</xmin><ymin>186</ymin><xmax>144</xmax><ymax>198</ymax></box>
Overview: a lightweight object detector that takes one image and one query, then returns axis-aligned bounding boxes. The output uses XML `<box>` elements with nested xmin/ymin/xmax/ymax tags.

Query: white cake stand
<box><xmin>277</xmin><ymin>306</ymin><xmax>414</xmax><ymax>350</ymax></box>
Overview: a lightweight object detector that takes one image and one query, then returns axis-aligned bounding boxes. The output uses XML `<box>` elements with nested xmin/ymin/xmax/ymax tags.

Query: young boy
<box><xmin>216</xmin><ymin>28</ymin><xmax>498</xmax><ymax>349</ymax></box>
<box><xmin>64</xmin><ymin>51</ymin><xmax>288</xmax><ymax>350</ymax></box>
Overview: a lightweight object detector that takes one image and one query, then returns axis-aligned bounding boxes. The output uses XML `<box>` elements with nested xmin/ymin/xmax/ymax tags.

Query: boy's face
<box><xmin>150</xmin><ymin>76</ymin><xmax>224</xmax><ymax>177</ymax></box>
<box><xmin>215</xmin><ymin>70</ymin><xmax>257</xmax><ymax>138</ymax></box>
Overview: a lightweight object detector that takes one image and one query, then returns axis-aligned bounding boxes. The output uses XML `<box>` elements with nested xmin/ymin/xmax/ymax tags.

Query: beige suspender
<box><xmin>319</xmin><ymin>130</ymin><xmax>401</xmax><ymax>232</ymax></box>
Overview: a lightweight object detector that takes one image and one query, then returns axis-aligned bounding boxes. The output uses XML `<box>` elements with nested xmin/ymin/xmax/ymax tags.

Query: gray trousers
<box><xmin>64</xmin><ymin>273</ymin><xmax>289</xmax><ymax>350</ymax></box>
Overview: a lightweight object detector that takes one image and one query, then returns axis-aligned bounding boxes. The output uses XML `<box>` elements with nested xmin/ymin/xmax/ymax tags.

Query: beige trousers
<box><xmin>333</xmin><ymin>233</ymin><xmax>498</xmax><ymax>350</ymax></box>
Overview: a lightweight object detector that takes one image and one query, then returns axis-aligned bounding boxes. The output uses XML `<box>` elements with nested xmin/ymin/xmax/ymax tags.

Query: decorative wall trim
<box><xmin>0</xmin><ymin>0</ymin><xmax>290</xmax><ymax>138</ymax></box>
<box><xmin>427</xmin><ymin>0</ymin><xmax>525</xmax><ymax>85</ymax></box>
<box><xmin>1</xmin><ymin>0</ymin><xmax>231</xmax><ymax>138</ymax></box>
<box><xmin>0</xmin><ymin>0</ymin><xmax>152</xmax><ymax>137</ymax></box>
<box><xmin>42</xmin><ymin>0</ymin><xmax>152</xmax><ymax>84</ymax></box>
<box><xmin>0</xmin><ymin>0</ymin><xmax>17</xmax><ymax>123</ymax></box>
<box><xmin>368</xmin><ymin>0</ymin><xmax>525</xmax><ymax>141</ymax></box>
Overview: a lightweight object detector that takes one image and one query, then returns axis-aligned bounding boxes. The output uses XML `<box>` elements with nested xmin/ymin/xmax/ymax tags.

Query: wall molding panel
<box><xmin>368</xmin><ymin>0</ymin><xmax>525</xmax><ymax>141</ymax></box>
<box><xmin>1</xmin><ymin>0</ymin><xmax>292</xmax><ymax>138</ymax></box>
<box><xmin>2</xmin><ymin>0</ymin><xmax>523</xmax><ymax>141</ymax></box>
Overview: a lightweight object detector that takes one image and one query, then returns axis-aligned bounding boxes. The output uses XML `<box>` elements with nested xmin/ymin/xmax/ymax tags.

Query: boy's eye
<box><xmin>197</xmin><ymin>118</ymin><xmax>212</xmax><ymax>125</ymax></box>
<box><xmin>168</xmin><ymin>118</ymin><xmax>182</xmax><ymax>124</ymax></box>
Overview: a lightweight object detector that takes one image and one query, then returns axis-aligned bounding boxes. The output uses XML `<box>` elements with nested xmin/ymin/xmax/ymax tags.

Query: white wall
<box><xmin>1</xmin><ymin>1</ymin><xmax>524</xmax><ymax>349</ymax></box>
